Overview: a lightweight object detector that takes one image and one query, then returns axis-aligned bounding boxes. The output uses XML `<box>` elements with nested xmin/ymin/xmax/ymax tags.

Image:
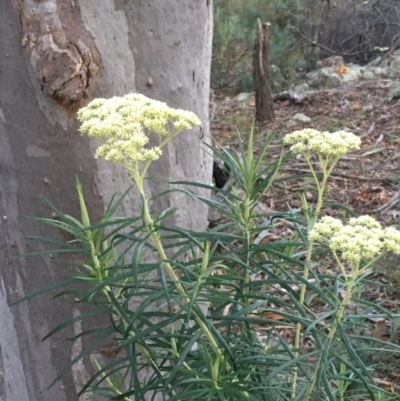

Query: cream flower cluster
<box><xmin>77</xmin><ymin>93</ymin><xmax>201</xmax><ymax>165</ymax></box>
<box><xmin>310</xmin><ymin>215</ymin><xmax>400</xmax><ymax>263</ymax></box>
<box><xmin>284</xmin><ymin>129</ymin><xmax>361</xmax><ymax>157</ymax></box>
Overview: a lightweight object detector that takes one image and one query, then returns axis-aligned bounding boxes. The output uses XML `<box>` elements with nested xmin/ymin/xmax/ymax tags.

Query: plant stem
<box><xmin>242</xmin><ymin>195</ymin><xmax>252</xmax><ymax>307</ymax></box>
<box><xmin>93</xmin><ymin>357</ymin><xmax>134</xmax><ymax>401</ymax></box>
<box><xmin>303</xmin><ymin>269</ymin><xmax>358</xmax><ymax>401</ymax></box>
<box><xmin>291</xmin><ymin>157</ymin><xmax>332</xmax><ymax>398</ymax></box>
<box><xmin>133</xmin><ymin>172</ymin><xmax>223</xmax><ymax>359</ymax></box>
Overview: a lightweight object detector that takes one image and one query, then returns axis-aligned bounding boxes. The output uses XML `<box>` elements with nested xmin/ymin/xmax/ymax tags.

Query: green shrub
<box><xmin>16</xmin><ymin>96</ymin><xmax>400</xmax><ymax>401</ymax></box>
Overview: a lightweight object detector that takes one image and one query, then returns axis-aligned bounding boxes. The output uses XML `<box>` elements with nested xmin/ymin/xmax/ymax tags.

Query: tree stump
<box><xmin>253</xmin><ymin>19</ymin><xmax>275</xmax><ymax>122</ymax></box>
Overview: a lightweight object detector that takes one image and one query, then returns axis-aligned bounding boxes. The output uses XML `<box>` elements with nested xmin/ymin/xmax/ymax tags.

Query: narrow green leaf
<box><xmin>42</xmin><ymin>309</ymin><xmax>109</xmax><ymax>341</ymax></box>
<box><xmin>47</xmin><ymin>327</ymin><xmax>114</xmax><ymax>389</ymax></box>
<box><xmin>10</xmin><ymin>278</ymin><xmax>81</xmax><ymax>305</ymax></box>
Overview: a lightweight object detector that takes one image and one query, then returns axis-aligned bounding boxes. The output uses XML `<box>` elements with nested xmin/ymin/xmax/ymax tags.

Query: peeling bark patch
<box><xmin>70</xmin><ymin>307</ymin><xmax>92</xmax><ymax>401</ymax></box>
<box><xmin>26</xmin><ymin>144</ymin><xmax>51</xmax><ymax>158</ymax></box>
<box><xmin>0</xmin><ymin>278</ymin><xmax>29</xmax><ymax>400</ymax></box>
<box><xmin>0</xmin><ymin>345</ymin><xmax>5</xmax><ymax>400</ymax></box>
<box><xmin>13</xmin><ymin>0</ymin><xmax>101</xmax><ymax>106</ymax></box>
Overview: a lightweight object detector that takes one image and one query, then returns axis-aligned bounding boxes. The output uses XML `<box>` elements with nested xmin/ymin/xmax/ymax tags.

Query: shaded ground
<box><xmin>211</xmin><ymin>78</ymin><xmax>400</xmax><ymax>389</ymax></box>
<box><xmin>212</xmin><ymin>80</ymin><xmax>400</xmax><ymax>223</ymax></box>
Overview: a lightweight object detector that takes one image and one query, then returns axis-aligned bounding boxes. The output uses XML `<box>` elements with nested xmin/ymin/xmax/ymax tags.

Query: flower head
<box><xmin>77</xmin><ymin>93</ymin><xmax>201</xmax><ymax>165</ymax></box>
<box><xmin>309</xmin><ymin>216</ymin><xmax>343</xmax><ymax>242</ymax></box>
<box><xmin>383</xmin><ymin>226</ymin><xmax>400</xmax><ymax>253</ymax></box>
<box><xmin>310</xmin><ymin>215</ymin><xmax>400</xmax><ymax>264</ymax></box>
<box><xmin>284</xmin><ymin>129</ymin><xmax>360</xmax><ymax>157</ymax></box>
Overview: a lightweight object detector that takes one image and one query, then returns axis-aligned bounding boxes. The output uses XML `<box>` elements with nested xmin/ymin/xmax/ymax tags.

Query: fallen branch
<box><xmin>368</xmin><ymin>36</ymin><xmax>400</xmax><ymax>66</ymax></box>
<box><xmin>282</xmin><ymin>166</ymin><xmax>393</xmax><ymax>182</ymax></box>
<box><xmin>273</xmin><ymin>90</ymin><xmax>310</xmax><ymax>105</ymax></box>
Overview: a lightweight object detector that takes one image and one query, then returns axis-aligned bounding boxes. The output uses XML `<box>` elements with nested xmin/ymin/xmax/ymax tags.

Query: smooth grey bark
<box><xmin>0</xmin><ymin>0</ymin><xmax>213</xmax><ymax>400</ymax></box>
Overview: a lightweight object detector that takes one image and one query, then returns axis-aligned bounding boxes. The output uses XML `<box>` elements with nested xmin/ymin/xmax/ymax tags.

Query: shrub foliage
<box><xmin>16</xmin><ymin>96</ymin><xmax>400</xmax><ymax>401</ymax></box>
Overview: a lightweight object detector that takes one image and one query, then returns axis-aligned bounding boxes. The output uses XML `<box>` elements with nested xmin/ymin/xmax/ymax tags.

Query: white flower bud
<box><xmin>310</xmin><ymin>215</ymin><xmax>400</xmax><ymax>264</ymax></box>
<box><xmin>284</xmin><ymin>129</ymin><xmax>361</xmax><ymax>157</ymax></box>
<box><xmin>77</xmin><ymin>93</ymin><xmax>201</xmax><ymax>166</ymax></box>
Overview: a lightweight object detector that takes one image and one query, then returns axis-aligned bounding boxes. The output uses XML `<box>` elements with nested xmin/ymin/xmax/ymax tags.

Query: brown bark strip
<box><xmin>253</xmin><ymin>19</ymin><xmax>275</xmax><ymax>122</ymax></box>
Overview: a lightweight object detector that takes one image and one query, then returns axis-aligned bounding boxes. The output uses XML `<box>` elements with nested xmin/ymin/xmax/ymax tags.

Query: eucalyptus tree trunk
<box><xmin>0</xmin><ymin>1</ymin><xmax>213</xmax><ymax>400</ymax></box>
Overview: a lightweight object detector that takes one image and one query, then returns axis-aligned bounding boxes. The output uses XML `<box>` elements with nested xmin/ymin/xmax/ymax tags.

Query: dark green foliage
<box><xmin>212</xmin><ymin>0</ymin><xmax>306</xmax><ymax>93</ymax></box>
<box><xmin>15</xmin><ymin>132</ymin><xmax>400</xmax><ymax>401</ymax></box>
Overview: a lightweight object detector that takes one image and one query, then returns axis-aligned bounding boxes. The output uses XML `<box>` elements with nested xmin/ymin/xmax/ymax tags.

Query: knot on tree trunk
<box><xmin>15</xmin><ymin>1</ymin><xmax>101</xmax><ymax>106</ymax></box>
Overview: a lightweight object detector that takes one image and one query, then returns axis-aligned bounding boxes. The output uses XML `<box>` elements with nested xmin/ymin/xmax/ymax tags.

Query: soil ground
<box><xmin>213</xmin><ymin>80</ymin><xmax>400</xmax><ymax>223</ymax></box>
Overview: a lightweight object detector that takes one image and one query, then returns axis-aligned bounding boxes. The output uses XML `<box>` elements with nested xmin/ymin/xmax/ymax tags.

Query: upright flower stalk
<box><xmin>303</xmin><ymin>216</ymin><xmax>400</xmax><ymax>400</ymax></box>
<box><xmin>283</xmin><ymin>129</ymin><xmax>361</xmax><ymax>398</ymax></box>
<box><xmin>77</xmin><ymin>94</ymin><xmax>223</xmax><ymax>395</ymax></box>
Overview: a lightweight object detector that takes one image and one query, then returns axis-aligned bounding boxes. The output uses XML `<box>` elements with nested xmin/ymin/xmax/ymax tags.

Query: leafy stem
<box><xmin>291</xmin><ymin>154</ymin><xmax>340</xmax><ymax>398</ymax></box>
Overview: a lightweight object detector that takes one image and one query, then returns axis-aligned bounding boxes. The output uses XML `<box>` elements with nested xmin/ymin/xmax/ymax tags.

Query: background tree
<box><xmin>253</xmin><ymin>20</ymin><xmax>275</xmax><ymax>121</ymax></box>
<box><xmin>0</xmin><ymin>1</ymin><xmax>213</xmax><ymax>399</ymax></box>
<box><xmin>212</xmin><ymin>0</ymin><xmax>303</xmax><ymax>93</ymax></box>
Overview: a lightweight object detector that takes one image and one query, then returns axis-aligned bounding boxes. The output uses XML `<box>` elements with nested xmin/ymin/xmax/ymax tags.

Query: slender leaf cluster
<box><xmin>17</xmin><ymin>117</ymin><xmax>400</xmax><ymax>401</ymax></box>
